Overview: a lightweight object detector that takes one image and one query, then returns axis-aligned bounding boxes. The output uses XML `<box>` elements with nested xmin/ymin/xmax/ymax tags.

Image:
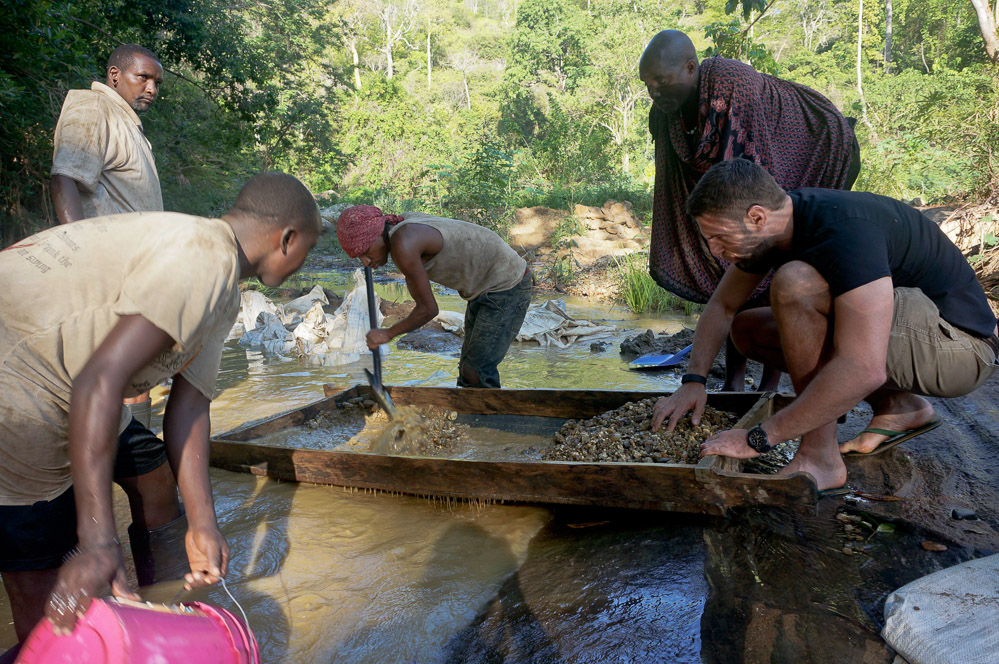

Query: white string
<box><xmin>220</xmin><ymin>577</ymin><xmax>257</xmax><ymax>664</ymax></box>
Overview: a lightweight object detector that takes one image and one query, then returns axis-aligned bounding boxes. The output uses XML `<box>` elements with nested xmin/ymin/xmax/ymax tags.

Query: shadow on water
<box><xmin>700</xmin><ymin>504</ymin><xmax>891</xmax><ymax>664</ymax></box>
<box><xmin>441</xmin><ymin>508</ymin><xmax>708</xmax><ymax>664</ymax></box>
<box><xmin>330</xmin><ymin>521</ymin><xmax>557</xmax><ymax>664</ymax></box>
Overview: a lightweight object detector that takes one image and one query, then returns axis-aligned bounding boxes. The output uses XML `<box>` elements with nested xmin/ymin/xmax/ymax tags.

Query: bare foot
<box><xmin>779</xmin><ymin>454</ymin><xmax>847</xmax><ymax>492</ymax></box>
<box><xmin>839</xmin><ymin>396</ymin><xmax>936</xmax><ymax>455</ymax></box>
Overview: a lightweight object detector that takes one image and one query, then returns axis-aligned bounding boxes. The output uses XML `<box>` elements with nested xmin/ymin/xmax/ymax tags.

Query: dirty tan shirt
<box><xmin>51</xmin><ymin>81</ymin><xmax>163</xmax><ymax>218</ymax></box>
<box><xmin>391</xmin><ymin>213</ymin><xmax>526</xmax><ymax>301</ymax></box>
<box><xmin>0</xmin><ymin>213</ymin><xmax>240</xmax><ymax>504</ymax></box>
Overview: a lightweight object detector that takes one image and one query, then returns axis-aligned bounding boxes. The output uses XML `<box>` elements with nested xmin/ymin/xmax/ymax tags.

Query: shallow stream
<box><xmin>0</xmin><ymin>269</ymin><xmax>913</xmax><ymax>662</ymax></box>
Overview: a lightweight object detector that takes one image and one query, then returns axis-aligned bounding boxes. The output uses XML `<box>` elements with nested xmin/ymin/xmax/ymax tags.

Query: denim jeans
<box><xmin>457</xmin><ymin>270</ymin><xmax>532</xmax><ymax>388</ymax></box>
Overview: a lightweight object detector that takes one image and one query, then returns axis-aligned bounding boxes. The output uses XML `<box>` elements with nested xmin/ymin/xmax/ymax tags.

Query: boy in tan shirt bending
<box><xmin>0</xmin><ymin>172</ymin><xmax>319</xmax><ymax>647</ymax></box>
<box><xmin>337</xmin><ymin>206</ymin><xmax>531</xmax><ymax>388</ymax></box>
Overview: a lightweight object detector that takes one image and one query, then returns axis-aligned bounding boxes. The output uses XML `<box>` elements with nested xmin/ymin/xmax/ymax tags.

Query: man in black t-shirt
<box><xmin>650</xmin><ymin>159</ymin><xmax>998</xmax><ymax>492</ymax></box>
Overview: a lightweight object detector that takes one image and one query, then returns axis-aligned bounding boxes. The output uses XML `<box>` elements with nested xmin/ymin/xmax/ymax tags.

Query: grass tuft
<box><xmin>613</xmin><ymin>252</ymin><xmax>703</xmax><ymax>315</ymax></box>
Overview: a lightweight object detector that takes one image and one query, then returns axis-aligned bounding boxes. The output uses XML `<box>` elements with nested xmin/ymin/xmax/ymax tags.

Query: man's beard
<box><xmin>735</xmin><ymin>237</ymin><xmax>782</xmax><ymax>274</ymax></box>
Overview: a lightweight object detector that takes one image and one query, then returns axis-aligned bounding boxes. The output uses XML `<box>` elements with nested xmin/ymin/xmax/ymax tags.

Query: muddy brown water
<box><xmin>2</xmin><ymin>270</ymin><xmax>997</xmax><ymax>663</ymax></box>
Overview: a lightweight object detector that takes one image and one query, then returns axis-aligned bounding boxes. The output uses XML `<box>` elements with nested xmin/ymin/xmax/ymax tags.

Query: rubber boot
<box><xmin>128</xmin><ymin>512</ymin><xmax>190</xmax><ymax>586</ymax></box>
<box><xmin>126</xmin><ymin>397</ymin><xmax>152</xmax><ymax>429</ymax></box>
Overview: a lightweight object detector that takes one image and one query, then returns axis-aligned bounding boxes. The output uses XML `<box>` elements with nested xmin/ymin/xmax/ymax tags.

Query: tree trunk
<box><xmin>857</xmin><ymin>0</ymin><xmax>877</xmax><ymax>138</ymax></box>
<box><xmin>971</xmin><ymin>0</ymin><xmax>999</xmax><ymax>61</ymax></box>
<box><xmin>384</xmin><ymin>17</ymin><xmax>395</xmax><ymax>79</ymax></box>
<box><xmin>463</xmin><ymin>75</ymin><xmax>471</xmax><ymax>110</ymax></box>
<box><xmin>884</xmin><ymin>0</ymin><xmax>893</xmax><ymax>73</ymax></box>
<box><xmin>350</xmin><ymin>40</ymin><xmax>362</xmax><ymax>91</ymax></box>
<box><xmin>427</xmin><ymin>31</ymin><xmax>432</xmax><ymax>91</ymax></box>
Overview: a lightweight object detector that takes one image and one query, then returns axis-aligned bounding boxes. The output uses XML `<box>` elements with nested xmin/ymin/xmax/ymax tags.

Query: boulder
<box><xmin>511</xmin><ymin>201</ymin><xmax>648</xmax><ymax>268</ymax></box>
<box><xmin>509</xmin><ymin>206</ymin><xmax>569</xmax><ymax>253</ymax></box>
<box><xmin>319</xmin><ymin>203</ymin><xmax>352</xmax><ymax>234</ymax></box>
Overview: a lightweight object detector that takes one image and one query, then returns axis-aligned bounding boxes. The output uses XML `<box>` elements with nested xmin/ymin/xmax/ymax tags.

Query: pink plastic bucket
<box><xmin>16</xmin><ymin>598</ymin><xmax>259</xmax><ymax>664</ymax></box>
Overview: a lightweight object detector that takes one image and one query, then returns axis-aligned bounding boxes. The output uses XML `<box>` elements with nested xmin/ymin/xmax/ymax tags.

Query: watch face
<box><xmin>748</xmin><ymin>425</ymin><xmax>771</xmax><ymax>453</ymax></box>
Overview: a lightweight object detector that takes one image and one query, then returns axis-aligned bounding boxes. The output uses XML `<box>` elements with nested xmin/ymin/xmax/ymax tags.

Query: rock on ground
<box><xmin>396</xmin><ymin>326</ymin><xmax>462</xmax><ymax>354</ymax></box>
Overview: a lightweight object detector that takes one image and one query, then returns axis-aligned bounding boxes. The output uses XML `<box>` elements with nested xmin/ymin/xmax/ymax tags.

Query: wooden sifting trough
<box><xmin>209</xmin><ymin>385</ymin><xmax>816</xmax><ymax>516</ymax></box>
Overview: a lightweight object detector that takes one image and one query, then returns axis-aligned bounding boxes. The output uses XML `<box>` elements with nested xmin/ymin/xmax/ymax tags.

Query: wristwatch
<box><xmin>747</xmin><ymin>424</ymin><xmax>773</xmax><ymax>454</ymax></box>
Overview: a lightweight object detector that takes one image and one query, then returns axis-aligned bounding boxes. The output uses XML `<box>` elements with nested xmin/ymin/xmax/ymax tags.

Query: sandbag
<box><xmin>285</xmin><ymin>284</ymin><xmax>328</xmax><ymax>314</ymax></box>
<box><xmin>434</xmin><ymin>310</ymin><xmax>466</xmax><ymax>336</ymax></box>
<box><xmin>882</xmin><ymin>553</ymin><xmax>999</xmax><ymax>664</ymax></box>
<box><xmin>238</xmin><ymin>312</ymin><xmax>295</xmax><ymax>352</ymax></box>
<box><xmin>516</xmin><ymin>299</ymin><xmax>616</xmax><ymax>348</ymax></box>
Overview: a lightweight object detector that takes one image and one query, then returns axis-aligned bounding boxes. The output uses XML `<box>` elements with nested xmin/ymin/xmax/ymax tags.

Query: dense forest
<box><xmin>2</xmin><ymin>0</ymin><xmax>998</xmax><ymax>245</ymax></box>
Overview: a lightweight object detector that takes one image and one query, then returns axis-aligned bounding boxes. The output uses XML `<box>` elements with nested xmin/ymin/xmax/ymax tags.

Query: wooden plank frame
<box><xmin>210</xmin><ymin>386</ymin><xmax>816</xmax><ymax>515</ymax></box>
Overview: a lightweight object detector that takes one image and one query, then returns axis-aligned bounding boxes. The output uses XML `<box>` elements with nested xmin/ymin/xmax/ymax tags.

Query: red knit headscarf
<box><xmin>336</xmin><ymin>205</ymin><xmax>405</xmax><ymax>257</ymax></box>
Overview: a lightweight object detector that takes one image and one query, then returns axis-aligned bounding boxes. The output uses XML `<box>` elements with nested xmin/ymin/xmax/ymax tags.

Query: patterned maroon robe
<box><xmin>649</xmin><ymin>57</ymin><xmax>857</xmax><ymax>303</ymax></box>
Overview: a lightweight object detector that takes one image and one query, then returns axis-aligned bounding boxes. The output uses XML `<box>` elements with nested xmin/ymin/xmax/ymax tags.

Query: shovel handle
<box><xmin>364</xmin><ymin>267</ymin><xmax>382</xmax><ymax>387</ymax></box>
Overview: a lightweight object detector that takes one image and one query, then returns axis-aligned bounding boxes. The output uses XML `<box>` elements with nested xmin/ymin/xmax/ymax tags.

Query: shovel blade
<box><xmin>363</xmin><ymin>368</ymin><xmax>397</xmax><ymax>418</ymax></box>
<box><xmin>629</xmin><ymin>344</ymin><xmax>693</xmax><ymax>369</ymax></box>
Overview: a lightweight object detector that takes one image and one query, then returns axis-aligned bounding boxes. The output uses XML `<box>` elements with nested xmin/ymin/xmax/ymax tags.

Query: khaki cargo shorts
<box><xmin>886</xmin><ymin>287</ymin><xmax>998</xmax><ymax>397</ymax></box>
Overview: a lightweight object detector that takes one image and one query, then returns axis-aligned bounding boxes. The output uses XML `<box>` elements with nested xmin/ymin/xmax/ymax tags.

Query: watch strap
<box><xmin>681</xmin><ymin>373</ymin><xmax>707</xmax><ymax>385</ymax></box>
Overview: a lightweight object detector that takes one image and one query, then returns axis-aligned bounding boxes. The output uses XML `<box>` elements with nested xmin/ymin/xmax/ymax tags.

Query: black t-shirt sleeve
<box><xmin>797</xmin><ymin>217</ymin><xmax>892</xmax><ymax>297</ymax></box>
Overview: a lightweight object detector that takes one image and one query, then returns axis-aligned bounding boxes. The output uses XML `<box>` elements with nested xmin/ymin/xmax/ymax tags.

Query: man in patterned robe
<box><xmin>639</xmin><ymin>30</ymin><xmax>860</xmax><ymax>390</ymax></box>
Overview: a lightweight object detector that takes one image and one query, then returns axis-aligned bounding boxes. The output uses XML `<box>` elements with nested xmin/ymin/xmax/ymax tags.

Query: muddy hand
<box><xmin>46</xmin><ymin>544</ymin><xmax>138</xmax><ymax>636</ymax></box>
<box><xmin>699</xmin><ymin>428</ymin><xmax>759</xmax><ymax>459</ymax></box>
<box><xmin>652</xmin><ymin>383</ymin><xmax>707</xmax><ymax>433</ymax></box>
<box><xmin>184</xmin><ymin>525</ymin><xmax>229</xmax><ymax>590</ymax></box>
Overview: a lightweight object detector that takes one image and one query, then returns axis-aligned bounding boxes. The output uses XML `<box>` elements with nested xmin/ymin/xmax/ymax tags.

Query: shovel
<box><xmin>363</xmin><ymin>266</ymin><xmax>397</xmax><ymax>418</ymax></box>
<box><xmin>629</xmin><ymin>343</ymin><xmax>693</xmax><ymax>370</ymax></box>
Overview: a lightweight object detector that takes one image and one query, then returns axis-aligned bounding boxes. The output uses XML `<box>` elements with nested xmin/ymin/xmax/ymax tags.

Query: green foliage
<box><xmin>444</xmin><ymin>134</ymin><xmax>515</xmax><ymax>220</ymax></box>
<box><xmin>969</xmin><ymin>215</ymin><xmax>998</xmax><ymax>265</ymax></box>
<box><xmin>545</xmin><ymin>214</ymin><xmax>586</xmax><ymax>287</ymax></box>
<box><xmin>854</xmin><ymin>67</ymin><xmax>999</xmax><ymax>202</ymax></box>
<box><xmin>614</xmin><ymin>252</ymin><xmax>702</xmax><ymax>315</ymax></box>
<box><xmin>0</xmin><ymin>0</ymin><xmax>338</xmax><ymax>244</ymax></box>
<box><xmin>3</xmin><ymin>0</ymin><xmax>998</xmax><ymax>249</ymax></box>
<box><xmin>727</xmin><ymin>0</ymin><xmax>770</xmax><ymax>21</ymax></box>
<box><xmin>703</xmin><ymin>0</ymin><xmax>779</xmax><ymax>73</ymax></box>
<box><xmin>506</xmin><ymin>0</ymin><xmax>589</xmax><ymax>93</ymax></box>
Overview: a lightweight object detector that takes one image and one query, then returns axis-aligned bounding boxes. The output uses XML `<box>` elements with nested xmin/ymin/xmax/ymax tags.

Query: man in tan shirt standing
<box><xmin>0</xmin><ymin>172</ymin><xmax>320</xmax><ymax>648</ymax></box>
<box><xmin>50</xmin><ymin>43</ymin><xmax>163</xmax><ymax>222</ymax></box>
<box><xmin>46</xmin><ymin>44</ymin><xmax>182</xmax><ymax>588</ymax></box>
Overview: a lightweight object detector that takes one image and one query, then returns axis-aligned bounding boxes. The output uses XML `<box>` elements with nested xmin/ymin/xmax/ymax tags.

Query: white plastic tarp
<box><xmin>882</xmin><ymin>553</ymin><xmax>999</xmax><ymax>664</ymax></box>
<box><xmin>433</xmin><ymin>300</ymin><xmax>615</xmax><ymax>348</ymax></box>
<box><xmin>234</xmin><ymin>269</ymin><xmax>387</xmax><ymax>364</ymax></box>
<box><xmin>516</xmin><ymin>299</ymin><xmax>616</xmax><ymax>348</ymax></box>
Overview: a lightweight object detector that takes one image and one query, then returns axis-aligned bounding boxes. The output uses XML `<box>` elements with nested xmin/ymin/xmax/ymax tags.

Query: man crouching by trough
<box><xmin>337</xmin><ymin>206</ymin><xmax>531</xmax><ymax>388</ymax></box>
<box><xmin>0</xmin><ymin>172</ymin><xmax>319</xmax><ymax>645</ymax></box>
<box><xmin>651</xmin><ymin>159</ymin><xmax>998</xmax><ymax>492</ymax></box>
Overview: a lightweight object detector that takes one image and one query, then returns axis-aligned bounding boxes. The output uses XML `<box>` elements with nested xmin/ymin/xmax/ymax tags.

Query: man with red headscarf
<box><xmin>337</xmin><ymin>206</ymin><xmax>531</xmax><ymax>388</ymax></box>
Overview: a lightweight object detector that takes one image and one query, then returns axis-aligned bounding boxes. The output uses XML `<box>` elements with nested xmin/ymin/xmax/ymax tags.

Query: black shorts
<box><xmin>0</xmin><ymin>418</ymin><xmax>168</xmax><ymax>572</ymax></box>
<box><xmin>113</xmin><ymin>417</ymin><xmax>169</xmax><ymax>478</ymax></box>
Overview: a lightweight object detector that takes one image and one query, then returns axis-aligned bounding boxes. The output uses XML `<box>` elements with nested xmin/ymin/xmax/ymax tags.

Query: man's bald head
<box><xmin>640</xmin><ymin>30</ymin><xmax>698</xmax><ymax>71</ymax></box>
<box><xmin>638</xmin><ymin>30</ymin><xmax>700</xmax><ymax>115</ymax></box>
<box><xmin>230</xmin><ymin>172</ymin><xmax>321</xmax><ymax>237</ymax></box>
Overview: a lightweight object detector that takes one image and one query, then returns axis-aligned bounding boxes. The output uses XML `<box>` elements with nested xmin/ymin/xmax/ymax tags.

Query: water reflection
<box><xmin>700</xmin><ymin>506</ymin><xmax>891</xmax><ymax>664</ymax></box>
